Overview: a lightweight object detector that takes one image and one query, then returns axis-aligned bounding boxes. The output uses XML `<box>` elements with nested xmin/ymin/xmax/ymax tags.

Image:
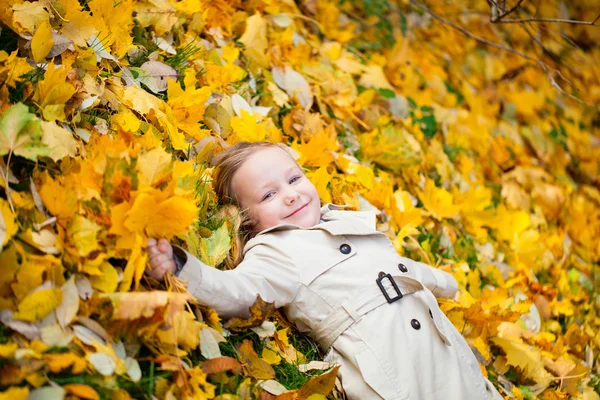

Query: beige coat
<box><xmin>178</xmin><ymin>205</ymin><xmax>503</xmax><ymax>400</ymax></box>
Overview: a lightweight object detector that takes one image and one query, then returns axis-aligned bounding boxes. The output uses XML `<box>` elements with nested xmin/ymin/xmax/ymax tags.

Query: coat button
<box><xmin>339</xmin><ymin>244</ymin><xmax>351</xmax><ymax>254</ymax></box>
<box><xmin>398</xmin><ymin>263</ymin><xmax>408</xmax><ymax>273</ymax></box>
<box><xmin>411</xmin><ymin>319</ymin><xmax>421</xmax><ymax>330</ymax></box>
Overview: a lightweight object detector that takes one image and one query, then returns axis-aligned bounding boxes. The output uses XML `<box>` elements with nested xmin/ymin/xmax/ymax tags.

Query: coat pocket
<box><xmin>355</xmin><ymin>346</ymin><xmax>406</xmax><ymax>400</ymax></box>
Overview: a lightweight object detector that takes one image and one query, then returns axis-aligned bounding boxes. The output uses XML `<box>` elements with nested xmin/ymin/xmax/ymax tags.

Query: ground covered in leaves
<box><xmin>1</xmin><ymin>0</ymin><xmax>600</xmax><ymax>399</ymax></box>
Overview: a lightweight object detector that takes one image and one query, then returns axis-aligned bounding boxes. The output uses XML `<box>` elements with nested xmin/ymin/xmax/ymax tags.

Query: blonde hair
<box><xmin>211</xmin><ymin>141</ymin><xmax>289</xmax><ymax>268</ymax></box>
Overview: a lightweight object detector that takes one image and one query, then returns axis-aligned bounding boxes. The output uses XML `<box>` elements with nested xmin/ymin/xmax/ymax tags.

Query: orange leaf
<box><xmin>237</xmin><ymin>339</ymin><xmax>275</xmax><ymax>380</ymax></box>
<box><xmin>202</xmin><ymin>357</ymin><xmax>243</xmax><ymax>374</ymax></box>
<box><xmin>64</xmin><ymin>384</ymin><xmax>99</xmax><ymax>400</ymax></box>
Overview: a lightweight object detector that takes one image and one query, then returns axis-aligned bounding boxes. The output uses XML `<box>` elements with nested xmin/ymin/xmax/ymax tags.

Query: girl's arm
<box><xmin>399</xmin><ymin>257</ymin><xmax>459</xmax><ymax>299</ymax></box>
<box><xmin>176</xmin><ymin>243</ymin><xmax>300</xmax><ymax>319</ymax></box>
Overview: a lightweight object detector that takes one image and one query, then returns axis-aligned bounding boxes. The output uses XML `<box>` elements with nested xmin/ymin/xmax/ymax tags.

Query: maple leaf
<box><xmin>239</xmin><ymin>13</ymin><xmax>269</xmax><ymax>68</ymax></box>
<box><xmin>492</xmin><ymin>337</ymin><xmax>553</xmax><ymax>385</ymax></box>
<box><xmin>225</xmin><ymin>295</ymin><xmax>277</xmax><ymax>332</ymax></box>
<box><xmin>0</xmin><ymin>103</ymin><xmax>48</xmax><ymax>161</ymax></box>
<box><xmin>237</xmin><ymin>339</ymin><xmax>276</xmax><ymax>380</ymax></box>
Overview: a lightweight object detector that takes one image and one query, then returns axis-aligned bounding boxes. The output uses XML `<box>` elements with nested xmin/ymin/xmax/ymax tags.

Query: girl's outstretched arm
<box><xmin>176</xmin><ymin>243</ymin><xmax>300</xmax><ymax>319</ymax></box>
<box><xmin>399</xmin><ymin>257</ymin><xmax>459</xmax><ymax>299</ymax></box>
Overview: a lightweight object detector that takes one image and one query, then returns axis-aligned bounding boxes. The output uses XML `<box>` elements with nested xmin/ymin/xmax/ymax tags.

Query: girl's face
<box><xmin>231</xmin><ymin>147</ymin><xmax>322</xmax><ymax>233</ymax></box>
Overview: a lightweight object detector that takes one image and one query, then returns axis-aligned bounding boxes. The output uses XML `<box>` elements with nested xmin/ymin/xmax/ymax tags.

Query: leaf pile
<box><xmin>1</xmin><ymin>0</ymin><xmax>600</xmax><ymax>399</ymax></box>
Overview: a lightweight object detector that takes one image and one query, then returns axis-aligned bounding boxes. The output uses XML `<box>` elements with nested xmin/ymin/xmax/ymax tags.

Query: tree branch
<box><xmin>409</xmin><ymin>0</ymin><xmax>597</xmax><ymax>108</ymax></box>
<box><xmin>496</xmin><ymin>16</ymin><xmax>600</xmax><ymax>25</ymax></box>
<box><xmin>410</xmin><ymin>0</ymin><xmax>537</xmax><ymax>63</ymax></box>
<box><xmin>492</xmin><ymin>0</ymin><xmax>525</xmax><ymax>22</ymax></box>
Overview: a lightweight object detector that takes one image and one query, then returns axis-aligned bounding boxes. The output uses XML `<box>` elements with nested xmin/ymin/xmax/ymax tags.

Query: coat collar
<box><xmin>252</xmin><ymin>203</ymin><xmax>378</xmax><ymax>238</ymax></box>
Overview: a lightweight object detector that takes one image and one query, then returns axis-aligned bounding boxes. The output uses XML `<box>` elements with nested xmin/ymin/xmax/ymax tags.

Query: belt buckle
<box><xmin>376</xmin><ymin>272</ymin><xmax>403</xmax><ymax>303</ymax></box>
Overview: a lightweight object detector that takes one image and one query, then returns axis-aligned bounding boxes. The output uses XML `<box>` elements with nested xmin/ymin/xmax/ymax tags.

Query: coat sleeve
<box><xmin>175</xmin><ymin>243</ymin><xmax>301</xmax><ymax>319</ymax></box>
<box><xmin>400</xmin><ymin>257</ymin><xmax>458</xmax><ymax>299</ymax></box>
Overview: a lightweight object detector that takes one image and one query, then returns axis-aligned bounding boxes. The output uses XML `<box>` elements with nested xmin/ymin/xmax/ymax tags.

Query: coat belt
<box><xmin>311</xmin><ymin>274</ymin><xmax>451</xmax><ymax>351</ymax></box>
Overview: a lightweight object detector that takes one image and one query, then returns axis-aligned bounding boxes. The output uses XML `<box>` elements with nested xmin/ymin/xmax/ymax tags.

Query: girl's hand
<box><xmin>147</xmin><ymin>238</ymin><xmax>177</xmax><ymax>281</ymax></box>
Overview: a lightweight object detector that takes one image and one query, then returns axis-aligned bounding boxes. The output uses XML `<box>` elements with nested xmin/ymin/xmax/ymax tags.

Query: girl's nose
<box><xmin>284</xmin><ymin>191</ymin><xmax>300</xmax><ymax>205</ymax></box>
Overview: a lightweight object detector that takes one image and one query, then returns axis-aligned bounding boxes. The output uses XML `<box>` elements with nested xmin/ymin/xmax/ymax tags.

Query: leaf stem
<box><xmin>3</xmin><ymin>151</ymin><xmax>15</xmax><ymax>214</ymax></box>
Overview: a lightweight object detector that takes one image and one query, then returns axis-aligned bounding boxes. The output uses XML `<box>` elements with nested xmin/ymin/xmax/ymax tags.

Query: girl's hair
<box><xmin>211</xmin><ymin>141</ymin><xmax>289</xmax><ymax>268</ymax></box>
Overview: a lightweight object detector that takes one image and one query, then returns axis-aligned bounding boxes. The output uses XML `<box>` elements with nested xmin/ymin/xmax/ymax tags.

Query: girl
<box><xmin>147</xmin><ymin>142</ymin><xmax>503</xmax><ymax>400</ymax></box>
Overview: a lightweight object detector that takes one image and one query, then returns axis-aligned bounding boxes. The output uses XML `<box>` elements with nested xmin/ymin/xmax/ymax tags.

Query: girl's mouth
<box><xmin>286</xmin><ymin>202</ymin><xmax>309</xmax><ymax>218</ymax></box>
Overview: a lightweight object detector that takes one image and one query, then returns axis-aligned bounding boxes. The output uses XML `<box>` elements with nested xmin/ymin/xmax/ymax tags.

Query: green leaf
<box><xmin>376</xmin><ymin>88</ymin><xmax>396</xmax><ymax>99</ymax></box>
<box><xmin>0</xmin><ymin>102</ymin><xmax>49</xmax><ymax>160</ymax></box>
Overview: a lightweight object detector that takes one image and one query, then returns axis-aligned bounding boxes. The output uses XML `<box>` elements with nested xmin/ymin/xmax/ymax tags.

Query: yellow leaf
<box><xmin>196</xmin><ymin>223</ymin><xmax>231</xmax><ymax>267</ymax></box>
<box><xmin>44</xmin><ymin>352</ymin><xmax>87</xmax><ymax>374</ymax></box>
<box><xmin>31</xmin><ymin>20</ymin><xmax>53</xmax><ymax>62</ymax></box>
<box><xmin>136</xmin><ymin>147</ymin><xmax>172</xmax><ymax>187</ymax></box>
<box><xmin>0</xmin><ymin>342</ymin><xmax>18</xmax><ymax>358</ymax></box>
<box><xmin>0</xmin><ymin>198</ymin><xmax>18</xmax><ymax>248</ymax></box>
<box><xmin>238</xmin><ymin>339</ymin><xmax>275</xmax><ymax>380</ymax></box>
<box><xmin>261</xmin><ymin>347</ymin><xmax>281</xmax><ymax>365</ymax></box>
<box><xmin>111</xmin><ymin>110</ymin><xmax>141</xmax><ymax>133</ymax></box>
<box><xmin>41</xmin><ymin>121</ymin><xmax>78</xmax><ymax>161</ymax></box>
<box><xmin>59</xmin><ymin>0</ymin><xmax>97</xmax><ymax>46</ymax></box>
<box><xmin>238</xmin><ymin>13</ymin><xmax>269</xmax><ymax>68</ymax></box>
<box><xmin>230</xmin><ymin>110</ymin><xmax>266</xmax><ymax>142</ymax></box>
<box><xmin>491</xmin><ymin>337</ymin><xmax>553</xmax><ymax>385</ymax></box>
<box><xmin>89</xmin><ymin>262</ymin><xmax>119</xmax><ymax>293</ymax></box>
<box><xmin>418</xmin><ymin>179</ymin><xmax>460</xmax><ymax>220</ymax></box>
<box><xmin>13</xmin><ymin>288</ymin><xmax>63</xmax><ymax>322</ymax></box>
<box><xmin>64</xmin><ymin>384</ymin><xmax>99</xmax><ymax>400</ymax></box>
<box><xmin>124</xmin><ymin>190</ymin><xmax>197</xmax><ymax>239</ymax></box>
<box><xmin>155</xmin><ymin>310</ymin><xmax>202</xmax><ymax>351</ymax></box>
<box><xmin>359</xmin><ymin>64</ymin><xmax>394</xmax><ymax>90</ymax></box>
<box><xmin>118</xmin><ymin>235</ymin><xmax>147</xmax><ymax>291</ymax></box>
<box><xmin>39</xmin><ymin>175</ymin><xmax>77</xmax><ymax>220</ymax></box>
<box><xmin>11</xmin><ymin>2</ymin><xmax>49</xmax><ymax>34</ymax></box>
<box><xmin>0</xmin><ymin>387</ymin><xmax>29</xmax><ymax>400</ymax></box>
<box><xmin>98</xmin><ymin>291</ymin><xmax>193</xmax><ymax>319</ymax></box>
<box><xmin>308</xmin><ymin>166</ymin><xmax>332</xmax><ymax>203</ymax></box>
<box><xmin>67</xmin><ymin>215</ymin><xmax>101</xmax><ymax>257</ymax></box>
<box><xmin>33</xmin><ymin>61</ymin><xmax>76</xmax><ymax>121</ymax></box>
<box><xmin>295</xmin><ymin>131</ymin><xmax>338</xmax><ymax>167</ymax></box>
<box><xmin>122</xmin><ymin>86</ymin><xmax>163</xmax><ymax>115</ymax></box>
<box><xmin>109</xmin><ymin>201</ymin><xmax>131</xmax><ymax>236</ymax></box>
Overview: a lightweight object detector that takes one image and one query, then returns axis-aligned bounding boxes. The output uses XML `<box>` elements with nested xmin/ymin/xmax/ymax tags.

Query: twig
<box><xmin>410</xmin><ymin>0</ymin><xmax>537</xmax><ymax>63</ymax></box>
<box><xmin>492</xmin><ymin>0</ymin><xmax>525</xmax><ymax>22</ymax></box>
<box><xmin>497</xmin><ymin>17</ymin><xmax>600</xmax><ymax>25</ymax></box>
<box><xmin>409</xmin><ymin>0</ymin><xmax>598</xmax><ymax>108</ymax></box>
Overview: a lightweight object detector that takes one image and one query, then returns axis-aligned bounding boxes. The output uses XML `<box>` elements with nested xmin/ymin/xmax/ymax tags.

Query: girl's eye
<box><xmin>290</xmin><ymin>176</ymin><xmax>301</xmax><ymax>184</ymax></box>
<box><xmin>262</xmin><ymin>192</ymin><xmax>274</xmax><ymax>201</ymax></box>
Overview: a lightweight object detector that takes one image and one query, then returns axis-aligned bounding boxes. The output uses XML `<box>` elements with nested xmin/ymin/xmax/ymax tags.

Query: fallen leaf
<box><xmin>225</xmin><ymin>295</ymin><xmax>277</xmax><ymax>331</ymax></box>
<box><xmin>31</xmin><ymin>20</ymin><xmax>53</xmax><ymax>62</ymax></box>
<box><xmin>64</xmin><ymin>384</ymin><xmax>99</xmax><ymax>400</ymax></box>
<box><xmin>237</xmin><ymin>339</ymin><xmax>276</xmax><ymax>380</ymax></box>
<box><xmin>0</xmin><ymin>103</ymin><xmax>48</xmax><ymax>161</ymax></box>
<box><xmin>13</xmin><ymin>288</ymin><xmax>62</xmax><ymax>322</ymax></box>
<box><xmin>202</xmin><ymin>357</ymin><xmax>243</xmax><ymax>375</ymax></box>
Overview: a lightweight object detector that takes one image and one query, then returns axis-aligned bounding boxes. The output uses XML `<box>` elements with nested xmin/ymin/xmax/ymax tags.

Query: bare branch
<box><xmin>410</xmin><ymin>0</ymin><xmax>537</xmax><ymax>63</ymax></box>
<box><xmin>409</xmin><ymin>0</ymin><xmax>598</xmax><ymax>108</ymax></box>
<box><xmin>492</xmin><ymin>0</ymin><xmax>525</xmax><ymax>22</ymax></box>
<box><xmin>591</xmin><ymin>13</ymin><xmax>600</xmax><ymax>24</ymax></box>
<box><xmin>496</xmin><ymin>16</ymin><xmax>600</xmax><ymax>25</ymax></box>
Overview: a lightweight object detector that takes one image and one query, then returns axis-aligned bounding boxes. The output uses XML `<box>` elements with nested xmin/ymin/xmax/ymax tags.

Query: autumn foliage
<box><xmin>1</xmin><ymin>0</ymin><xmax>600</xmax><ymax>398</ymax></box>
